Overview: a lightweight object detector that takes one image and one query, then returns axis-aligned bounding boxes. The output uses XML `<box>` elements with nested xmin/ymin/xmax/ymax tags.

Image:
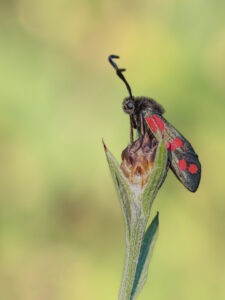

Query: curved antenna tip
<box><xmin>108</xmin><ymin>54</ymin><xmax>119</xmax><ymax>59</ymax></box>
<box><xmin>108</xmin><ymin>55</ymin><xmax>133</xmax><ymax>98</ymax></box>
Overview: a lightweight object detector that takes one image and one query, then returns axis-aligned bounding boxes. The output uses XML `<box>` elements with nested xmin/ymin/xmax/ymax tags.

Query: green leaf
<box><xmin>131</xmin><ymin>213</ymin><xmax>159</xmax><ymax>299</ymax></box>
<box><xmin>142</xmin><ymin>140</ymin><xmax>167</xmax><ymax>217</ymax></box>
<box><xmin>104</xmin><ymin>143</ymin><xmax>135</xmax><ymax>240</ymax></box>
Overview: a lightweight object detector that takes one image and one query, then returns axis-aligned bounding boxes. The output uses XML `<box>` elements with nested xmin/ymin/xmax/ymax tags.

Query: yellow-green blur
<box><xmin>0</xmin><ymin>1</ymin><xmax>225</xmax><ymax>299</ymax></box>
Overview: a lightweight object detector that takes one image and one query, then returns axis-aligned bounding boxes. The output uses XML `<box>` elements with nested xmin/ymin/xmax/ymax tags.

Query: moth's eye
<box><xmin>127</xmin><ymin>101</ymin><xmax>134</xmax><ymax>110</ymax></box>
<box><xmin>122</xmin><ymin>98</ymin><xmax>135</xmax><ymax>115</ymax></box>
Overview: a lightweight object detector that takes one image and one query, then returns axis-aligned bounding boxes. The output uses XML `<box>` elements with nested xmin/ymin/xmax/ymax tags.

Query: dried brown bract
<box><xmin>121</xmin><ymin>133</ymin><xmax>158</xmax><ymax>187</ymax></box>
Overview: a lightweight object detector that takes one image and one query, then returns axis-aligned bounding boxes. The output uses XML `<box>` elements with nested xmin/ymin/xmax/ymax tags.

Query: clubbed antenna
<box><xmin>108</xmin><ymin>55</ymin><xmax>133</xmax><ymax>98</ymax></box>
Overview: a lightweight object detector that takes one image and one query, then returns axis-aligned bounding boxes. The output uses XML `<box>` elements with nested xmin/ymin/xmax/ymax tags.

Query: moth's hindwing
<box><xmin>143</xmin><ymin>111</ymin><xmax>201</xmax><ymax>192</ymax></box>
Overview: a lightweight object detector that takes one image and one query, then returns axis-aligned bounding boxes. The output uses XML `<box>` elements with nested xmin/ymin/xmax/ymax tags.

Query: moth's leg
<box><xmin>130</xmin><ymin>116</ymin><xmax>134</xmax><ymax>144</ymax></box>
<box><xmin>140</xmin><ymin>113</ymin><xmax>144</xmax><ymax>135</ymax></box>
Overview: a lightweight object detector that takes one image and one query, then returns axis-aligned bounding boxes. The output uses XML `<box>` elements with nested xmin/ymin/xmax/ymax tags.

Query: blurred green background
<box><xmin>0</xmin><ymin>1</ymin><xmax>225</xmax><ymax>299</ymax></box>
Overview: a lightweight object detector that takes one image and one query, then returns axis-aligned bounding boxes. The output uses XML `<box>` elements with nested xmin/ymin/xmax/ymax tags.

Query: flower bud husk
<box><xmin>120</xmin><ymin>133</ymin><xmax>158</xmax><ymax>188</ymax></box>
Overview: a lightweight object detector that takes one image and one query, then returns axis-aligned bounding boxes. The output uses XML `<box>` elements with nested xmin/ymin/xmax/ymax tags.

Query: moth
<box><xmin>109</xmin><ymin>55</ymin><xmax>201</xmax><ymax>192</ymax></box>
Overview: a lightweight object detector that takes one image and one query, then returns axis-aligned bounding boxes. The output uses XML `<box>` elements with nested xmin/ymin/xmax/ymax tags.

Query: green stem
<box><xmin>104</xmin><ymin>140</ymin><xmax>166</xmax><ymax>299</ymax></box>
<box><xmin>119</xmin><ymin>214</ymin><xmax>147</xmax><ymax>300</ymax></box>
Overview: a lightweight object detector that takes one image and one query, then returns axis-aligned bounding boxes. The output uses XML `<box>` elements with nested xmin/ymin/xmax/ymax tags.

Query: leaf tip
<box><xmin>102</xmin><ymin>138</ymin><xmax>108</xmax><ymax>152</ymax></box>
<box><xmin>155</xmin><ymin>211</ymin><xmax>159</xmax><ymax>225</ymax></box>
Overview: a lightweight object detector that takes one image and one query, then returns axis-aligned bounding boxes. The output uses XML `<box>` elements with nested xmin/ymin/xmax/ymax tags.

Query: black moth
<box><xmin>108</xmin><ymin>55</ymin><xmax>201</xmax><ymax>192</ymax></box>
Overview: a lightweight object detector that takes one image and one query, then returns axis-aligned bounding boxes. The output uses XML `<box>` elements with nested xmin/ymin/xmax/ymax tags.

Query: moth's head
<box><xmin>122</xmin><ymin>97</ymin><xmax>136</xmax><ymax>115</ymax></box>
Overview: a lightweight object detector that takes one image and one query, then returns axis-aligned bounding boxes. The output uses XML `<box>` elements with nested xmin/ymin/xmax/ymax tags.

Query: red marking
<box><xmin>145</xmin><ymin>117</ymin><xmax>157</xmax><ymax>132</ymax></box>
<box><xmin>166</xmin><ymin>142</ymin><xmax>175</xmax><ymax>151</ymax></box>
<box><xmin>188</xmin><ymin>164</ymin><xmax>198</xmax><ymax>174</ymax></box>
<box><xmin>152</xmin><ymin>115</ymin><xmax>165</xmax><ymax>132</ymax></box>
<box><xmin>178</xmin><ymin>160</ymin><xmax>187</xmax><ymax>171</ymax></box>
<box><xmin>171</xmin><ymin>144</ymin><xmax>175</xmax><ymax>151</ymax></box>
<box><xmin>102</xmin><ymin>139</ymin><xmax>107</xmax><ymax>151</ymax></box>
<box><xmin>167</xmin><ymin>137</ymin><xmax>183</xmax><ymax>152</ymax></box>
<box><xmin>173</xmin><ymin>137</ymin><xmax>182</xmax><ymax>148</ymax></box>
<box><xmin>166</xmin><ymin>141</ymin><xmax>171</xmax><ymax>150</ymax></box>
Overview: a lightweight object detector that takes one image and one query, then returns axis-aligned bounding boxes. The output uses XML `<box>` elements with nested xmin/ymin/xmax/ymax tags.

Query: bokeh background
<box><xmin>0</xmin><ymin>1</ymin><xmax>225</xmax><ymax>299</ymax></box>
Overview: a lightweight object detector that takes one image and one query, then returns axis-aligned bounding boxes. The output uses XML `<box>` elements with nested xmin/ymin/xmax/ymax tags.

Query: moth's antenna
<box><xmin>108</xmin><ymin>55</ymin><xmax>133</xmax><ymax>98</ymax></box>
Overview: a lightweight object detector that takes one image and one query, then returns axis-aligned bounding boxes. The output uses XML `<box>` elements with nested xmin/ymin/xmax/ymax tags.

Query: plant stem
<box><xmin>104</xmin><ymin>140</ymin><xmax>166</xmax><ymax>299</ymax></box>
<box><xmin>119</xmin><ymin>212</ymin><xmax>147</xmax><ymax>300</ymax></box>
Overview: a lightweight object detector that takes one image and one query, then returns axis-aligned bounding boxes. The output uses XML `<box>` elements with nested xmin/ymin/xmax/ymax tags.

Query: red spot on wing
<box><xmin>152</xmin><ymin>115</ymin><xmax>165</xmax><ymax>132</ymax></box>
<box><xmin>145</xmin><ymin>117</ymin><xmax>157</xmax><ymax>132</ymax></box>
<box><xmin>167</xmin><ymin>137</ymin><xmax>183</xmax><ymax>152</ymax></box>
<box><xmin>166</xmin><ymin>142</ymin><xmax>175</xmax><ymax>151</ymax></box>
<box><xmin>173</xmin><ymin>137</ymin><xmax>183</xmax><ymax>148</ymax></box>
<box><xmin>166</xmin><ymin>141</ymin><xmax>171</xmax><ymax>150</ymax></box>
<box><xmin>188</xmin><ymin>164</ymin><xmax>198</xmax><ymax>174</ymax></box>
<box><xmin>178</xmin><ymin>160</ymin><xmax>187</xmax><ymax>171</ymax></box>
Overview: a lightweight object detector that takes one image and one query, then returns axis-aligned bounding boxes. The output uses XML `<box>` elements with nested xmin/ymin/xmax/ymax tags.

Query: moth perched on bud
<box><xmin>109</xmin><ymin>55</ymin><xmax>201</xmax><ymax>192</ymax></box>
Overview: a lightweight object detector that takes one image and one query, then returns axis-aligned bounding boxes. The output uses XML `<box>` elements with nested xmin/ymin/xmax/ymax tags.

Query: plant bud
<box><xmin>120</xmin><ymin>133</ymin><xmax>158</xmax><ymax>187</ymax></box>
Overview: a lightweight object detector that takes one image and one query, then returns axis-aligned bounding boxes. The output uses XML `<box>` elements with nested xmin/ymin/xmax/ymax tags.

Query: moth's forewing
<box><xmin>142</xmin><ymin>110</ymin><xmax>201</xmax><ymax>192</ymax></box>
<box><xmin>163</xmin><ymin>118</ymin><xmax>201</xmax><ymax>192</ymax></box>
